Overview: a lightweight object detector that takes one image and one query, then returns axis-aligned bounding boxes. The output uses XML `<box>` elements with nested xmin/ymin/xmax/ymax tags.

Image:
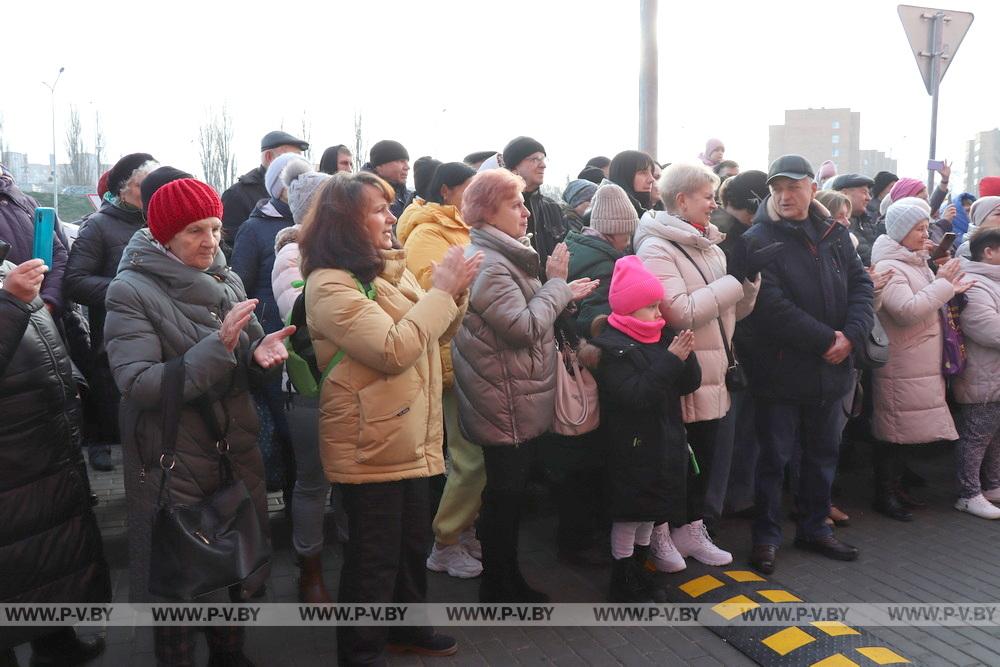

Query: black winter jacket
<box><xmin>64</xmin><ymin>200</ymin><xmax>145</xmax><ymax>349</ymax></box>
<box><xmin>0</xmin><ymin>264</ymin><xmax>110</xmax><ymax>647</ymax></box>
<box><xmin>0</xmin><ymin>180</ymin><xmax>68</xmax><ymax>314</ymax></box>
<box><xmin>588</xmin><ymin>325</ymin><xmax>701</xmax><ymax>524</ymax></box>
<box><xmin>221</xmin><ymin>166</ymin><xmax>268</xmax><ymax>243</ymax></box>
<box><xmin>848</xmin><ymin>208</ymin><xmax>880</xmax><ymax>267</ymax></box>
<box><xmin>525</xmin><ymin>189</ymin><xmax>570</xmax><ymax>279</ymax></box>
<box><xmin>743</xmin><ymin>197</ymin><xmax>874</xmax><ymax>405</ymax></box>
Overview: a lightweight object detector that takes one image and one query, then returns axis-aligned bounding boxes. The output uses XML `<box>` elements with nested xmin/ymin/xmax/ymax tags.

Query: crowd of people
<box><xmin>4</xmin><ymin>126</ymin><xmax>1000</xmax><ymax>666</ymax></box>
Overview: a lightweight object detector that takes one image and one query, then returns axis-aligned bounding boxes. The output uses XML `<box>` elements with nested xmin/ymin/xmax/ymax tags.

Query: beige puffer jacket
<box><xmin>634</xmin><ymin>211</ymin><xmax>759</xmax><ymax>423</ymax></box>
<box><xmin>871</xmin><ymin>234</ymin><xmax>957</xmax><ymax>444</ymax></box>
<box><xmin>954</xmin><ymin>258</ymin><xmax>1000</xmax><ymax>404</ymax></box>
<box><xmin>451</xmin><ymin>224</ymin><xmax>574</xmax><ymax>446</ymax></box>
<box><xmin>305</xmin><ymin>249</ymin><xmax>466</xmax><ymax>484</ymax></box>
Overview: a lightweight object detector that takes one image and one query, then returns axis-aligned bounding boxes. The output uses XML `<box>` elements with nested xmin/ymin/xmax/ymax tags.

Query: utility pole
<box><xmin>42</xmin><ymin>67</ymin><xmax>64</xmax><ymax>218</ymax></box>
<box><xmin>638</xmin><ymin>0</ymin><xmax>658</xmax><ymax>157</ymax></box>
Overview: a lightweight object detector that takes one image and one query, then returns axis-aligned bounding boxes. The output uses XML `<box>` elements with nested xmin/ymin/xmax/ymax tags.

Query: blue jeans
<box><xmin>752</xmin><ymin>400</ymin><xmax>843</xmax><ymax>545</ymax></box>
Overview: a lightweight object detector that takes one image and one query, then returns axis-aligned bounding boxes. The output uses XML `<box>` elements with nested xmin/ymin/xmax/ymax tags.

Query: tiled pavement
<box><xmin>19</xmin><ymin>443</ymin><xmax>1000</xmax><ymax>666</ymax></box>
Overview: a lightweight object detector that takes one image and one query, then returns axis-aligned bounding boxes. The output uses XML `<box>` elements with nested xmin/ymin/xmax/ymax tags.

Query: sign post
<box><xmin>897</xmin><ymin>5</ymin><xmax>973</xmax><ymax>192</ymax></box>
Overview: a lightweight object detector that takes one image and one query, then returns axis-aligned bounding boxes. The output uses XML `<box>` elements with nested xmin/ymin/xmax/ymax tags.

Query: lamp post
<box><xmin>42</xmin><ymin>67</ymin><xmax>64</xmax><ymax>218</ymax></box>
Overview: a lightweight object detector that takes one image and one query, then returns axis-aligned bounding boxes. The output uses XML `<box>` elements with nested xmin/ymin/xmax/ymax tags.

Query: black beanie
<box><xmin>369</xmin><ymin>140</ymin><xmax>409</xmax><ymax>167</ymax></box>
<box><xmin>721</xmin><ymin>170</ymin><xmax>768</xmax><ymax>212</ymax></box>
<box><xmin>872</xmin><ymin>171</ymin><xmax>898</xmax><ymax>198</ymax></box>
<box><xmin>319</xmin><ymin>145</ymin><xmax>349</xmax><ymax>175</ymax></box>
<box><xmin>412</xmin><ymin>156</ymin><xmax>442</xmax><ymax>199</ymax></box>
<box><xmin>502</xmin><ymin>136</ymin><xmax>546</xmax><ymax>171</ymax></box>
<box><xmin>107</xmin><ymin>153</ymin><xmax>155</xmax><ymax>197</ymax></box>
<box><xmin>426</xmin><ymin>162</ymin><xmax>477</xmax><ymax>205</ymax></box>
<box><xmin>463</xmin><ymin>150</ymin><xmax>497</xmax><ymax>166</ymax></box>
<box><xmin>577</xmin><ymin>166</ymin><xmax>605</xmax><ymax>185</ymax></box>
<box><xmin>140</xmin><ymin>166</ymin><xmax>194</xmax><ymax>216</ymax></box>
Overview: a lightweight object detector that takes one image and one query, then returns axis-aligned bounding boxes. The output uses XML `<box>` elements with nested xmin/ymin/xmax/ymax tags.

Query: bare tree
<box><xmin>300</xmin><ymin>111</ymin><xmax>312</xmax><ymax>162</ymax></box>
<box><xmin>198</xmin><ymin>106</ymin><xmax>238</xmax><ymax>193</ymax></box>
<box><xmin>94</xmin><ymin>111</ymin><xmax>105</xmax><ymax>176</ymax></box>
<box><xmin>354</xmin><ymin>112</ymin><xmax>366</xmax><ymax>172</ymax></box>
<box><xmin>65</xmin><ymin>106</ymin><xmax>93</xmax><ymax>186</ymax></box>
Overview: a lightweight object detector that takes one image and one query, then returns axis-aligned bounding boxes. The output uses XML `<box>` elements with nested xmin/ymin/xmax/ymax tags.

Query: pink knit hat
<box><xmin>608</xmin><ymin>256</ymin><xmax>664</xmax><ymax>315</ymax></box>
<box><xmin>889</xmin><ymin>177</ymin><xmax>926</xmax><ymax>201</ymax></box>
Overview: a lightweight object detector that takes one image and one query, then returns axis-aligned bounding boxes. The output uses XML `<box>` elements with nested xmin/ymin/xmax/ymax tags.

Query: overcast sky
<box><xmin>2</xmin><ymin>0</ymin><xmax>995</xmax><ymax>191</ymax></box>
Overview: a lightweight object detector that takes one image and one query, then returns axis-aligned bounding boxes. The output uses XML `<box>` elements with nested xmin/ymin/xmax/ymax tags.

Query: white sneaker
<box><xmin>459</xmin><ymin>527</ymin><xmax>482</xmax><ymax>560</ymax></box>
<box><xmin>426</xmin><ymin>543</ymin><xmax>483</xmax><ymax>578</ymax></box>
<box><xmin>671</xmin><ymin>520</ymin><xmax>733</xmax><ymax>566</ymax></box>
<box><xmin>650</xmin><ymin>523</ymin><xmax>686</xmax><ymax>573</ymax></box>
<box><xmin>955</xmin><ymin>494</ymin><xmax>1000</xmax><ymax>520</ymax></box>
<box><xmin>982</xmin><ymin>488</ymin><xmax>1000</xmax><ymax>503</ymax></box>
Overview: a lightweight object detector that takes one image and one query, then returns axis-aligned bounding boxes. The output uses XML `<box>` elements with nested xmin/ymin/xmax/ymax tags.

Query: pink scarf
<box><xmin>608</xmin><ymin>313</ymin><xmax>666</xmax><ymax>344</ymax></box>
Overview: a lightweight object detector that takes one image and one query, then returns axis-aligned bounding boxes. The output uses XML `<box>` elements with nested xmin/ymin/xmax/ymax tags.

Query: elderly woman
<box><xmin>65</xmin><ymin>152</ymin><xmax>158</xmax><ymax>471</ymax></box>
<box><xmin>451</xmin><ymin>169</ymin><xmax>598</xmax><ymax>602</ymax></box>
<box><xmin>634</xmin><ymin>163</ymin><xmax>760</xmax><ymax>570</ymax></box>
<box><xmin>869</xmin><ymin>198</ymin><xmax>970</xmax><ymax>521</ymax></box>
<box><xmin>104</xmin><ymin>178</ymin><xmax>293</xmax><ymax>664</ymax></box>
<box><xmin>302</xmin><ymin>171</ymin><xmax>477</xmax><ymax>663</ymax></box>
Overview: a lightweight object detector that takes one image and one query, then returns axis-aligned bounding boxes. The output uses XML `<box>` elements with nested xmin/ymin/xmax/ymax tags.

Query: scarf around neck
<box><xmin>608</xmin><ymin>313</ymin><xmax>666</xmax><ymax>344</ymax></box>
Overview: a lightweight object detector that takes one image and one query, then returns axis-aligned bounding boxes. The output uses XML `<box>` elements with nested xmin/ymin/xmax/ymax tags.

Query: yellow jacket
<box><xmin>305</xmin><ymin>249</ymin><xmax>466</xmax><ymax>484</ymax></box>
<box><xmin>397</xmin><ymin>199</ymin><xmax>471</xmax><ymax>388</ymax></box>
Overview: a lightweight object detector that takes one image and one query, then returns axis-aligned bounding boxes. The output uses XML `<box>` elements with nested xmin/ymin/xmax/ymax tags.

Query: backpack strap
<box><xmin>317</xmin><ymin>276</ymin><xmax>376</xmax><ymax>383</ymax></box>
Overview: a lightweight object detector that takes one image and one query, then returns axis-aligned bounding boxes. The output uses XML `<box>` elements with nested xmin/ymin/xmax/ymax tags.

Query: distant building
<box><xmin>770</xmin><ymin>108</ymin><xmax>862</xmax><ymax>175</ymax></box>
<box><xmin>1</xmin><ymin>151</ymin><xmax>29</xmax><ymax>184</ymax></box>
<box><xmin>964</xmin><ymin>129</ymin><xmax>1000</xmax><ymax>194</ymax></box>
<box><xmin>859</xmin><ymin>150</ymin><xmax>898</xmax><ymax>177</ymax></box>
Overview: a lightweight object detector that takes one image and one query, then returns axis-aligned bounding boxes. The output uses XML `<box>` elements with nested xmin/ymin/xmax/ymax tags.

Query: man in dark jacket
<box><xmin>1</xmin><ymin>257</ymin><xmax>110</xmax><ymax>665</ymax></box>
<box><xmin>0</xmin><ymin>164</ymin><xmax>67</xmax><ymax>314</ymax></box>
<box><xmin>503</xmin><ymin>136</ymin><xmax>567</xmax><ymax>274</ymax></box>
<box><xmin>221</xmin><ymin>130</ymin><xmax>308</xmax><ymax>244</ymax></box>
<box><xmin>363</xmin><ymin>140</ymin><xmax>411</xmax><ymax>219</ymax></box>
<box><xmin>64</xmin><ymin>153</ymin><xmax>159</xmax><ymax>471</ymax></box>
<box><xmin>831</xmin><ymin>173</ymin><xmax>877</xmax><ymax>266</ymax></box>
<box><xmin>742</xmin><ymin>155</ymin><xmax>873</xmax><ymax>574</ymax></box>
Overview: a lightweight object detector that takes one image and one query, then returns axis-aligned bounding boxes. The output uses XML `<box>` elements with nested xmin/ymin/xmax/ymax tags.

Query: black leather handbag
<box><xmin>856</xmin><ymin>317</ymin><xmax>890</xmax><ymax>369</ymax></box>
<box><xmin>148</xmin><ymin>357</ymin><xmax>271</xmax><ymax>601</ymax></box>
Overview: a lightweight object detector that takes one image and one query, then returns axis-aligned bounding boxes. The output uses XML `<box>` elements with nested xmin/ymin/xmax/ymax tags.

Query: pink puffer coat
<box><xmin>870</xmin><ymin>235</ymin><xmax>958</xmax><ymax>444</ymax></box>
<box><xmin>271</xmin><ymin>225</ymin><xmax>302</xmax><ymax>322</ymax></box>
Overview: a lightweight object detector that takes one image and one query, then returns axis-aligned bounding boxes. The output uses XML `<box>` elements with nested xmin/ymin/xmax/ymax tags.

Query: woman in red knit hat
<box><xmin>104</xmin><ymin>177</ymin><xmax>295</xmax><ymax>666</ymax></box>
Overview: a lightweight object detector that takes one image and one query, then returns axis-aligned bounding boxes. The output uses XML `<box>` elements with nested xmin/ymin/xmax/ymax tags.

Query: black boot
<box><xmin>632</xmin><ymin>545</ymin><xmax>668</xmax><ymax>603</ymax></box>
<box><xmin>29</xmin><ymin>628</ymin><xmax>105</xmax><ymax>667</ymax></box>
<box><xmin>609</xmin><ymin>556</ymin><xmax>653</xmax><ymax>602</ymax></box>
<box><xmin>872</xmin><ymin>485</ymin><xmax>913</xmax><ymax>521</ymax></box>
<box><xmin>872</xmin><ymin>443</ymin><xmax>912</xmax><ymax>522</ymax></box>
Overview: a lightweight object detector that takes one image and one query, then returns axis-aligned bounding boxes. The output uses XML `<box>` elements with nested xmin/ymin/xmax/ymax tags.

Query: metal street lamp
<box><xmin>42</xmin><ymin>67</ymin><xmax>64</xmax><ymax>218</ymax></box>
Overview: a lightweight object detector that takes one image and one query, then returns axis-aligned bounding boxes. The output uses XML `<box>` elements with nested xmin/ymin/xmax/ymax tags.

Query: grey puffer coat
<box><xmin>451</xmin><ymin>224</ymin><xmax>573</xmax><ymax>446</ymax></box>
<box><xmin>954</xmin><ymin>259</ymin><xmax>1000</xmax><ymax>404</ymax></box>
<box><xmin>104</xmin><ymin>229</ymin><xmax>272</xmax><ymax>602</ymax></box>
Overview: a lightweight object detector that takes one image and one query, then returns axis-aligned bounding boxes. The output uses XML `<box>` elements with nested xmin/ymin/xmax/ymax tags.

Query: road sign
<box><xmin>898</xmin><ymin>5</ymin><xmax>974</xmax><ymax>95</ymax></box>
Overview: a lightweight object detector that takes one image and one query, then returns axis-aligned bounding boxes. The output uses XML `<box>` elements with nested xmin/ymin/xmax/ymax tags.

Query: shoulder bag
<box><xmin>552</xmin><ymin>329</ymin><xmax>600</xmax><ymax>436</ymax></box>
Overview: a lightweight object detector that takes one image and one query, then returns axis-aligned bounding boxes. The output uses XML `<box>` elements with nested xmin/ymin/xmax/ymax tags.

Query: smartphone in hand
<box><xmin>32</xmin><ymin>207</ymin><xmax>56</xmax><ymax>268</ymax></box>
<box><xmin>930</xmin><ymin>232</ymin><xmax>956</xmax><ymax>261</ymax></box>
<box><xmin>927</xmin><ymin>159</ymin><xmax>946</xmax><ymax>172</ymax></box>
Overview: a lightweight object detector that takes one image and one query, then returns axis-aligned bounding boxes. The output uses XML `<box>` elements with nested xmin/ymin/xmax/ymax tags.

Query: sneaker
<box><xmin>955</xmin><ymin>494</ymin><xmax>1000</xmax><ymax>520</ymax></box>
<box><xmin>671</xmin><ymin>520</ymin><xmax>733</xmax><ymax>566</ymax></box>
<box><xmin>88</xmin><ymin>446</ymin><xmax>114</xmax><ymax>472</ymax></box>
<box><xmin>426</xmin><ymin>543</ymin><xmax>482</xmax><ymax>578</ymax></box>
<box><xmin>983</xmin><ymin>488</ymin><xmax>1000</xmax><ymax>503</ymax></box>
<box><xmin>459</xmin><ymin>527</ymin><xmax>482</xmax><ymax>560</ymax></box>
<box><xmin>649</xmin><ymin>523</ymin><xmax>686</xmax><ymax>573</ymax></box>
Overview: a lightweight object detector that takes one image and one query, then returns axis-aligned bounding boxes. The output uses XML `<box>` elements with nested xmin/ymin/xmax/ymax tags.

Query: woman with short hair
<box><xmin>302</xmin><ymin>171</ymin><xmax>478</xmax><ymax>663</ymax></box>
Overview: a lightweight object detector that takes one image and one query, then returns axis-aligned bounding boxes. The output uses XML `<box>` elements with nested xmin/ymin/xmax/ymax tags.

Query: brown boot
<box><xmin>297</xmin><ymin>553</ymin><xmax>332</xmax><ymax>603</ymax></box>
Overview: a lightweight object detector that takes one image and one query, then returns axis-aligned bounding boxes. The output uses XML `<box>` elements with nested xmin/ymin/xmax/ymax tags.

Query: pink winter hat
<box><xmin>608</xmin><ymin>256</ymin><xmax>664</xmax><ymax>316</ymax></box>
<box><xmin>889</xmin><ymin>177</ymin><xmax>926</xmax><ymax>201</ymax></box>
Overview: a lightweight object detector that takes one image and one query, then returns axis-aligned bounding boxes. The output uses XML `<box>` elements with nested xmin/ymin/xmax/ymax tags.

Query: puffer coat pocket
<box><xmin>355</xmin><ymin>370</ymin><xmax>424</xmax><ymax>466</ymax></box>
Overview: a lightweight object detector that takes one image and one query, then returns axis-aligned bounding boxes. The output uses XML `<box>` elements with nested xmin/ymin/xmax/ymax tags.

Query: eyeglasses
<box><xmin>525</xmin><ymin>156</ymin><xmax>547</xmax><ymax>166</ymax></box>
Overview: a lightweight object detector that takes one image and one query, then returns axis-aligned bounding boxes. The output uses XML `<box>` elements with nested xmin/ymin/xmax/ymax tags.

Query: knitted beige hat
<box><xmin>590</xmin><ymin>182</ymin><xmax>639</xmax><ymax>235</ymax></box>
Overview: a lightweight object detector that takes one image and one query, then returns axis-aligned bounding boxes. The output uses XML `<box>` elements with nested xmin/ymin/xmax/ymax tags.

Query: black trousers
<box><xmin>480</xmin><ymin>440</ymin><xmax>541</xmax><ymax>570</ymax></box>
<box><xmin>685</xmin><ymin>419</ymin><xmax>720</xmax><ymax>523</ymax></box>
<box><xmin>337</xmin><ymin>478</ymin><xmax>434</xmax><ymax>666</ymax></box>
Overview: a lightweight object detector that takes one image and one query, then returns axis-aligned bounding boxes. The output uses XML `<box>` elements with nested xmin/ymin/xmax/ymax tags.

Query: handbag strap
<box><xmin>667</xmin><ymin>240</ymin><xmax>737</xmax><ymax>369</ymax></box>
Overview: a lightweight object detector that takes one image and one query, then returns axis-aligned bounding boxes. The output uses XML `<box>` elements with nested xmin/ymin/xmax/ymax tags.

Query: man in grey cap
<box><xmin>742</xmin><ymin>155</ymin><xmax>873</xmax><ymax>575</ymax></box>
<box><xmin>831</xmin><ymin>173</ymin><xmax>876</xmax><ymax>265</ymax></box>
<box><xmin>221</xmin><ymin>130</ymin><xmax>309</xmax><ymax>245</ymax></box>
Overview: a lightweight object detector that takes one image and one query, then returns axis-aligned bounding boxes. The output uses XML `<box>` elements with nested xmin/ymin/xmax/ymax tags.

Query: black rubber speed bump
<box><xmin>650</xmin><ymin>560</ymin><xmax>916</xmax><ymax>666</ymax></box>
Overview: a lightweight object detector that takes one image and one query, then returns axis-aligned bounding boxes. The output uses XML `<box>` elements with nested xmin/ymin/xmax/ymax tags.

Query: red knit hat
<box><xmin>97</xmin><ymin>170</ymin><xmax>110</xmax><ymax>198</ymax></box>
<box><xmin>608</xmin><ymin>255</ymin><xmax>664</xmax><ymax>315</ymax></box>
<box><xmin>979</xmin><ymin>176</ymin><xmax>1000</xmax><ymax>198</ymax></box>
<box><xmin>147</xmin><ymin>178</ymin><xmax>223</xmax><ymax>244</ymax></box>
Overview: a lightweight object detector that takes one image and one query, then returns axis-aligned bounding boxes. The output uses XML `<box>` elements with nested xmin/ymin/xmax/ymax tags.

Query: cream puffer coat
<box><xmin>870</xmin><ymin>234</ymin><xmax>958</xmax><ymax>444</ymax></box>
<box><xmin>633</xmin><ymin>211</ymin><xmax>759</xmax><ymax>423</ymax></box>
<box><xmin>271</xmin><ymin>224</ymin><xmax>302</xmax><ymax>322</ymax></box>
<box><xmin>954</xmin><ymin>258</ymin><xmax>1000</xmax><ymax>404</ymax></box>
<box><xmin>451</xmin><ymin>224</ymin><xmax>574</xmax><ymax>446</ymax></box>
<box><xmin>305</xmin><ymin>249</ymin><xmax>466</xmax><ymax>484</ymax></box>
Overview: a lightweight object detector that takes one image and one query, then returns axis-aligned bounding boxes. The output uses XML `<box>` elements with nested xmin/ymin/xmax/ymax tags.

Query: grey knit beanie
<box><xmin>284</xmin><ymin>159</ymin><xmax>331</xmax><ymax>224</ymax></box>
<box><xmin>885</xmin><ymin>197</ymin><xmax>930</xmax><ymax>243</ymax></box>
<box><xmin>590</xmin><ymin>182</ymin><xmax>639</xmax><ymax>236</ymax></box>
<box><xmin>970</xmin><ymin>196</ymin><xmax>1000</xmax><ymax>229</ymax></box>
<box><xmin>563</xmin><ymin>179</ymin><xmax>598</xmax><ymax>210</ymax></box>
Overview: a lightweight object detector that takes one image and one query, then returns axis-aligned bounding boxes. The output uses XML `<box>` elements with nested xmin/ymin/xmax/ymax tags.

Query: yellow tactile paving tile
<box><xmin>679</xmin><ymin>574</ymin><xmax>725</xmax><ymax>598</ymax></box>
<box><xmin>761</xmin><ymin>626</ymin><xmax>817</xmax><ymax>656</ymax></box>
<box><xmin>811</xmin><ymin>654</ymin><xmax>860</xmax><ymax>667</ymax></box>
<box><xmin>724</xmin><ymin>570</ymin><xmax>766</xmax><ymax>583</ymax></box>
<box><xmin>757</xmin><ymin>589</ymin><xmax>803</xmax><ymax>603</ymax></box>
<box><xmin>812</xmin><ymin>621</ymin><xmax>862</xmax><ymax>637</ymax></box>
<box><xmin>711</xmin><ymin>594</ymin><xmax>760</xmax><ymax>620</ymax></box>
<box><xmin>856</xmin><ymin>646</ymin><xmax>912</xmax><ymax>664</ymax></box>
